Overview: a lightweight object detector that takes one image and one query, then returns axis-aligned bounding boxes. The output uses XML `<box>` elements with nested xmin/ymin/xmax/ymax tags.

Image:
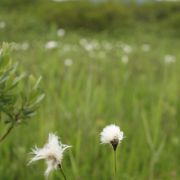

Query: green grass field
<box><xmin>0</xmin><ymin>12</ymin><xmax>180</xmax><ymax>180</ymax></box>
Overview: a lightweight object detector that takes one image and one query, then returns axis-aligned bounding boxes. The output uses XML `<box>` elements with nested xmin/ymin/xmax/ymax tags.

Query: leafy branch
<box><xmin>0</xmin><ymin>43</ymin><xmax>45</xmax><ymax>143</ymax></box>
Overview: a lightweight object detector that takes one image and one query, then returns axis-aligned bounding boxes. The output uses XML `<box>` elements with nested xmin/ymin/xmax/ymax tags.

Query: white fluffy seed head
<box><xmin>28</xmin><ymin>133</ymin><xmax>71</xmax><ymax>177</ymax></box>
<box><xmin>45</xmin><ymin>41</ymin><xmax>58</xmax><ymax>49</ymax></box>
<box><xmin>100</xmin><ymin>124</ymin><xmax>124</xmax><ymax>147</ymax></box>
<box><xmin>64</xmin><ymin>58</ymin><xmax>73</xmax><ymax>66</ymax></box>
<box><xmin>57</xmin><ymin>28</ymin><xmax>65</xmax><ymax>37</ymax></box>
<box><xmin>164</xmin><ymin>55</ymin><xmax>176</xmax><ymax>64</ymax></box>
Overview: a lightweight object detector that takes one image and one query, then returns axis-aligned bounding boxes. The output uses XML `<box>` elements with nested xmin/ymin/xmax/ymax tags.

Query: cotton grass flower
<box><xmin>57</xmin><ymin>28</ymin><xmax>65</xmax><ymax>37</ymax></box>
<box><xmin>100</xmin><ymin>124</ymin><xmax>124</xmax><ymax>150</ymax></box>
<box><xmin>64</xmin><ymin>58</ymin><xmax>73</xmax><ymax>67</ymax></box>
<box><xmin>45</xmin><ymin>41</ymin><xmax>58</xmax><ymax>50</ymax></box>
<box><xmin>141</xmin><ymin>44</ymin><xmax>150</xmax><ymax>52</ymax></box>
<box><xmin>122</xmin><ymin>44</ymin><xmax>132</xmax><ymax>54</ymax></box>
<box><xmin>21</xmin><ymin>42</ymin><xmax>30</xmax><ymax>51</ymax></box>
<box><xmin>11</xmin><ymin>42</ymin><xmax>30</xmax><ymax>51</ymax></box>
<box><xmin>121</xmin><ymin>55</ymin><xmax>129</xmax><ymax>64</ymax></box>
<box><xmin>164</xmin><ymin>55</ymin><xmax>176</xmax><ymax>64</ymax></box>
<box><xmin>29</xmin><ymin>133</ymin><xmax>71</xmax><ymax>179</ymax></box>
<box><xmin>0</xmin><ymin>21</ymin><xmax>6</xmax><ymax>29</ymax></box>
<box><xmin>100</xmin><ymin>124</ymin><xmax>124</xmax><ymax>175</ymax></box>
<box><xmin>84</xmin><ymin>43</ymin><xmax>95</xmax><ymax>52</ymax></box>
<box><xmin>79</xmin><ymin>38</ymin><xmax>88</xmax><ymax>46</ymax></box>
<box><xmin>0</xmin><ymin>48</ymin><xmax>2</xmax><ymax>56</ymax></box>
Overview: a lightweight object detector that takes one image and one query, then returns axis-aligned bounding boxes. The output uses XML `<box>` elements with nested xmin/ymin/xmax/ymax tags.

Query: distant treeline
<box><xmin>1</xmin><ymin>0</ymin><xmax>180</xmax><ymax>33</ymax></box>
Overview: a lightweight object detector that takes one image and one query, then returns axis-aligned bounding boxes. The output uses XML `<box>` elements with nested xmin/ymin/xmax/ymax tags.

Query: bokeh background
<box><xmin>0</xmin><ymin>0</ymin><xmax>180</xmax><ymax>179</ymax></box>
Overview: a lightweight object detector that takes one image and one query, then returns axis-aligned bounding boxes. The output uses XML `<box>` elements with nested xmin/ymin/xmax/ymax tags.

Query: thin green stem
<box><xmin>114</xmin><ymin>150</ymin><xmax>117</xmax><ymax>176</ymax></box>
<box><xmin>59</xmin><ymin>165</ymin><xmax>67</xmax><ymax>180</ymax></box>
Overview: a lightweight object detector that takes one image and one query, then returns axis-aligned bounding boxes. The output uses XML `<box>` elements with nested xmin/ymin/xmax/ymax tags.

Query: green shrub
<box><xmin>0</xmin><ymin>43</ymin><xmax>45</xmax><ymax>142</ymax></box>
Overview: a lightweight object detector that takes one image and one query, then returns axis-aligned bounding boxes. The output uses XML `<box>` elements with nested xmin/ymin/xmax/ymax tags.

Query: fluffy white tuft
<box><xmin>28</xmin><ymin>133</ymin><xmax>71</xmax><ymax>177</ymax></box>
<box><xmin>100</xmin><ymin>124</ymin><xmax>124</xmax><ymax>144</ymax></box>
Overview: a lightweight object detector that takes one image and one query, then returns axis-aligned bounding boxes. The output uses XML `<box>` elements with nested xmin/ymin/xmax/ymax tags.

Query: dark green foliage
<box><xmin>1</xmin><ymin>1</ymin><xmax>180</xmax><ymax>34</ymax></box>
<box><xmin>0</xmin><ymin>0</ymin><xmax>37</xmax><ymax>9</ymax></box>
<box><xmin>23</xmin><ymin>2</ymin><xmax>180</xmax><ymax>33</ymax></box>
<box><xmin>35</xmin><ymin>2</ymin><xmax>133</xmax><ymax>30</ymax></box>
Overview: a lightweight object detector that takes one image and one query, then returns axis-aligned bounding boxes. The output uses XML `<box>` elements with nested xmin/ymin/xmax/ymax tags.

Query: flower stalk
<box><xmin>114</xmin><ymin>149</ymin><xmax>117</xmax><ymax>176</ymax></box>
<box><xmin>100</xmin><ymin>124</ymin><xmax>124</xmax><ymax>178</ymax></box>
<box><xmin>59</xmin><ymin>164</ymin><xmax>67</xmax><ymax>180</ymax></box>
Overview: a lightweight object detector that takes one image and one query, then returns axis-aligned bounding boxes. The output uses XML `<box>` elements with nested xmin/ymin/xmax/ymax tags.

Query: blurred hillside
<box><xmin>0</xmin><ymin>0</ymin><xmax>180</xmax><ymax>37</ymax></box>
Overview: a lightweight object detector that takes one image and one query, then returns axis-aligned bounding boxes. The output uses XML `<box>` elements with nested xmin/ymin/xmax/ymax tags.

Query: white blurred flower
<box><xmin>121</xmin><ymin>55</ymin><xmax>129</xmax><ymax>64</ymax></box>
<box><xmin>84</xmin><ymin>43</ymin><xmax>94</xmax><ymax>52</ymax></box>
<box><xmin>100</xmin><ymin>124</ymin><xmax>124</xmax><ymax>150</ymax></box>
<box><xmin>80</xmin><ymin>39</ymin><xmax>99</xmax><ymax>51</ymax></box>
<box><xmin>164</xmin><ymin>55</ymin><xmax>176</xmax><ymax>64</ymax></box>
<box><xmin>79</xmin><ymin>38</ymin><xmax>88</xmax><ymax>46</ymax></box>
<box><xmin>91</xmin><ymin>40</ymin><xmax>100</xmax><ymax>49</ymax></box>
<box><xmin>57</xmin><ymin>28</ymin><xmax>65</xmax><ymax>37</ymax></box>
<box><xmin>21</xmin><ymin>42</ymin><xmax>30</xmax><ymax>51</ymax></box>
<box><xmin>11</xmin><ymin>42</ymin><xmax>21</xmax><ymax>51</ymax></box>
<box><xmin>64</xmin><ymin>58</ymin><xmax>73</xmax><ymax>66</ymax></box>
<box><xmin>28</xmin><ymin>133</ymin><xmax>71</xmax><ymax>177</ymax></box>
<box><xmin>142</xmin><ymin>44</ymin><xmax>150</xmax><ymax>52</ymax></box>
<box><xmin>45</xmin><ymin>41</ymin><xmax>58</xmax><ymax>49</ymax></box>
<box><xmin>0</xmin><ymin>21</ymin><xmax>6</xmax><ymax>29</ymax></box>
<box><xmin>122</xmin><ymin>44</ymin><xmax>132</xmax><ymax>54</ymax></box>
<box><xmin>11</xmin><ymin>42</ymin><xmax>29</xmax><ymax>51</ymax></box>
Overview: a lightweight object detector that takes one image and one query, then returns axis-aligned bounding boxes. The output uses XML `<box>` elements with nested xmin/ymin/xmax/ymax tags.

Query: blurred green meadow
<box><xmin>0</xmin><ymin>0</ymin><xmax>180</xmax><ymax>180</ymax></box>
